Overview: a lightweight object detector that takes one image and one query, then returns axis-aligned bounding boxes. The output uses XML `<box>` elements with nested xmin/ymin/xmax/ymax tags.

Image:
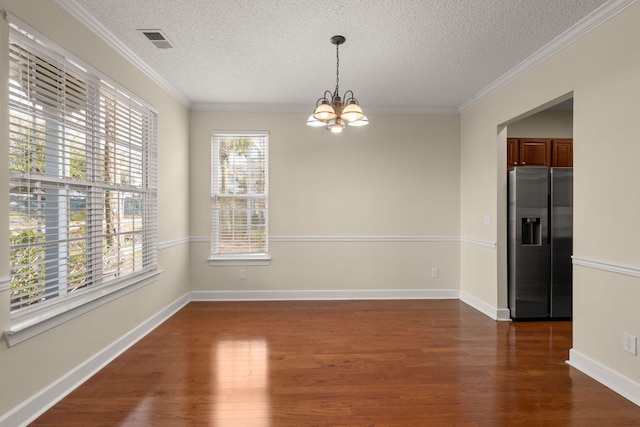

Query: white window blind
<box><xmin>211</xmin><ymin>132</ymin><xmax>268</xmax><ymax>260</ymax></box>
<box><xmin>7</xmin><ymin>21</ymin><xmax>158</xmax><ymax>322</ymax></box>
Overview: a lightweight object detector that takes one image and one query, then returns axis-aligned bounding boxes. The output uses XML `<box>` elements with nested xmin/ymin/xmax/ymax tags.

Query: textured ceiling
<box><xmin>60</xmin><ymin>0</ymin><xmax>612</xmax><ymax>112</ymax></box>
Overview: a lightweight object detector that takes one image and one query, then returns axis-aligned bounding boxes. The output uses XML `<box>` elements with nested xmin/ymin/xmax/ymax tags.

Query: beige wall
<box><xmin>460</xmin><ymin>2</ymin><xmax>640</xmax><ymax>384</ymax></box>
<box><xmin>507</xmin><ymin>109</ymin><xmax>573</xmax><ymax>138</ymax></box>
<box><xmin>2</xmin><ymin>0</ymin><xmax>640</xmax><ymax>420</ymax></box>
<box><xmin>0</xmin><ymin>0</ymin><xmax>191</xmax><ymax>416</ymax></box>
<box><xmin>189</xmin><ymin>112</ymin><xmax>461</xmax><ymax>292</ymax></box>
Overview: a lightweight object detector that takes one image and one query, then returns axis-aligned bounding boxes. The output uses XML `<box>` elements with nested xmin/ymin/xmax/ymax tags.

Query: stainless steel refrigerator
<box><xmin>508</xmin><ymin>167</ymin><xmax>573</xmax><ymax>319</ymax></box>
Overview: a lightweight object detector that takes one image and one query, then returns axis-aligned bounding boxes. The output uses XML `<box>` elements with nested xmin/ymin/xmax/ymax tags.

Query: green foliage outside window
<box><xmin>9</xmin><ymin>229</ymin><xmax>45</xmax><ymax>308</ymax></box>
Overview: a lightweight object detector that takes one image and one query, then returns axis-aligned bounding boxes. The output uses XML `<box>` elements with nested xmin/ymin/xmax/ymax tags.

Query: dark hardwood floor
<box><xmin>32</xmin><ymin>300</ymin><xmax>640</xmax><ymax>426</ymax></box>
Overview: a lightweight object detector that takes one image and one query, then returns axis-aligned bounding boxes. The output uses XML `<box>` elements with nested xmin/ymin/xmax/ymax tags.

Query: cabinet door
<box><xmin>519</xmin><ymin>139</ymin><xmax>550</xmax><ymax>166</ymax></box>
<box><xmin>552</xmin><ymin>139</ymin><xmax>573</xmax><ymax>167</ymax></box>
<box><xmin>507</xmin><ymin>138</ymin><xmax>520</xmax><ymax>169</ymax></box>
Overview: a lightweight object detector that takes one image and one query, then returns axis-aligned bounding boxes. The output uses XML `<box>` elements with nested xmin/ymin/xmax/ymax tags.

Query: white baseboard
<box><xmin>190</xmin><ymin>288</ymin><xmax>460</xmax><ymax>301</ymax></box>
<box><xmin>0</xmin><ymin>293</ymin><xmax>191</xmax><ymax>427</ymax></box>
<box><xmin>567</xmin><ymin>349</ymin><xmax>640</xmax><ymax>407</ymax></box>
<box><xmin>459</xmin><ymin>290</ymin><xmax>511</xmax><ymax>321</ymax></box>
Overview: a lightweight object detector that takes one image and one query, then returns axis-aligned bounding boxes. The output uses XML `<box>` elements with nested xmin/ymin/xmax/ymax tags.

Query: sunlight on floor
<box><xmin>213</xmin><ymin>339</ymin><xmax>270</xmax><ymax>426</ymax></box>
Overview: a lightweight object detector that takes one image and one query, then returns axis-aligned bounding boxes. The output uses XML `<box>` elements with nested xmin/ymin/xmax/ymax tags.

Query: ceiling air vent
<box><xmin>139</xmin><ymin>29</ymin><xmax>174</xmax><ymax>49</ymax></box>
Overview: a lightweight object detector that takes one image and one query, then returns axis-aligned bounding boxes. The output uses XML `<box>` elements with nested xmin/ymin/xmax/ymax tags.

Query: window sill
<box><xmin>3</xmin><ymin>270</ymin><xmax>161</xmax><ymax>347</ymax></box>
<box><xmin>208</xmin><ymin>255</ymin><xmax>271</xmax><ymax>266</ymax></box>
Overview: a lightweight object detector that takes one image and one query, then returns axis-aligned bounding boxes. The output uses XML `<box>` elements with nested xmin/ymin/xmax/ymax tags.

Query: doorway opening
<box><xmin>503</xmin><ymin>95</ymin><xmax>574</xmax><ymax>321</ymax></box>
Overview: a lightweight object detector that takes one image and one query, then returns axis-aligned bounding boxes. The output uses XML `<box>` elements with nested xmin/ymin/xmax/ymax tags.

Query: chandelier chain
<box><xmin>335</xmin><ymin>42</ymin><xmax>340</xmax><ymax>97</ymax></box>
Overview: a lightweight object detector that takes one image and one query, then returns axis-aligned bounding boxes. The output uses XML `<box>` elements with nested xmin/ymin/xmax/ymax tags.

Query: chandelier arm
<box><xmin>343</xmin><ymin>90</ymin><xmax>359</xmax><ymax>104</ymax></box>
<box><xmin>314</xmin><ymin>92</ymin><xmax>334</xmax><ymax>108</ymax></box>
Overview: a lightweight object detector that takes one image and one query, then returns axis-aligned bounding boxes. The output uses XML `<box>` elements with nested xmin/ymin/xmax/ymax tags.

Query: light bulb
<box><xmin>348</xmin><ymin>116</ymin><xmax>369</xmax><ymax>127</ymax></box>
<box><xmin>306</xmin><ymin>114</ymin><xmax>326</xmax><ymax>127</ymax></box>
<box><xmin>313</xmin><ymin>101</ymin><xmax>336</xmax><ymax>121</ymax></box>
<box><xmin>327</xmin><ymin>117</ymin><xmax>345</xmax><ymax>133</ymax></box>
<box><xmin>341</xmin><ymin>102</ymin><xmax>364</xmax><ymax>122</ymax></box>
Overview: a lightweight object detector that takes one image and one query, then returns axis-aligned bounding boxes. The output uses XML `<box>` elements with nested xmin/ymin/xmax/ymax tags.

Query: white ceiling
<box><xmin>57</xmin><ymin>0</ymin><xmax>617</xmax><ymax>112</ymax></box>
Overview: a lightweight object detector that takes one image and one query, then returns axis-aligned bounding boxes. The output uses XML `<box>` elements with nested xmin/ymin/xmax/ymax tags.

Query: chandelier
<box><xmin>306</xmin><ymin>35</ymin><xmax>369</xmax><ymax>133</ymax></box>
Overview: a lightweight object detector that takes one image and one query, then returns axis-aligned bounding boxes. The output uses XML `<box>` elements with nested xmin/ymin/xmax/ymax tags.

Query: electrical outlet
<box><xmin>431</xmin><ymin>268</ymin><xmax>439</xmax><ymax>278</ymax></box>
<box><xmin>623</xmin><ymin>333</ymin><xmax>637</xmax><ymax>355</ymax></box>
<box><xmin>240</xmin><ymin>269</ymin><xmax>247</xmax><ymax>280</ymax></box>
<box><xmin>483</xmin><ymin>215</ymin><xmax>491</xmax><ymax>226</ymax></box>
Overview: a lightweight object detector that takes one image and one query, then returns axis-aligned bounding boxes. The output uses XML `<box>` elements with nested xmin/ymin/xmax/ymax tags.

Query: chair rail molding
<box><xmin>572</xmin><ymin>256</ymin><xmax>640</xmax><ymax>278</ymax></box>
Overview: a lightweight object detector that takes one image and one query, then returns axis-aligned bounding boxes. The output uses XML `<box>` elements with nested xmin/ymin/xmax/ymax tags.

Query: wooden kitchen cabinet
<box><xmin>507</xmin><ymin>138</ymin><xmax>520</xmax><ymax>169</ymax></box>
<box><xmin>551</xmin><ymin>139</ymin><xmax>573</xmax><ymax>167</ymax></box>
<box><xmin>519</xmin><ymin>138</ymin><xmax>551</xmax><ymax>166</ymax></box>
<box><xmin>507</xmin><ymin>138</ymin><xmax>572</xmax><ymax>169</ymax></box>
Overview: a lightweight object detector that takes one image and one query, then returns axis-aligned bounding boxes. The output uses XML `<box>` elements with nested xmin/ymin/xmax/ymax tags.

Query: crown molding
<box><xmin>190</xmin><ymin>103</ymin><xmax>312</xmax><ymax>113</ymax></box>
<box><xmin>363</xmin><ymin>105</ymin><xmax>460</xmax><ymax>115</ymax></box>
<box><xmin>458</xmin><ymin>0</ymin><xmax>637</xmax><ymax>112</ymax></box>
<box><xmin>190</xmin><ymin>102</ymin><xmax>459</xmax><ymax>115</ymax></box>
<box><xmin>55</xmin><ymin>0</ymin><xmax>192</xmax><ymax>108</ymax></box>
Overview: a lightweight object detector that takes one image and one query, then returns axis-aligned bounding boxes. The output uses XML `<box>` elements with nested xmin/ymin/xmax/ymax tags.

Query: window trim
<box><xmin>4</xmin><ymin>270</ymin><xmax>161</xmax><ymax>347</ymax></box>
<box><xmin>209</xmin><ymin>131</ymin><xmax>270</xmax><ymax>265</ymax></box>
<box><xmin>207</xmin><ymin>254</ymin><xmax>271</xmax><ymax>266</ymax></box>
<box><xmin>4</xmin><ymin>15</ymin><xmax>159</xmax><ymax>346</ymax></box>
<box><xmin>0</xmin><ymin>276</ymin><xmax>10</xmax><ymax>293</ymax></box>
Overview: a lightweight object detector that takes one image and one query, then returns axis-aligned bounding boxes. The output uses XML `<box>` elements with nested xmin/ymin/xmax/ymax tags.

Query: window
<box><xmin>7</xmin><ymin>18</ymin><xmax>158</xmax><ymax>344</ymax></box>
<box><xmin>210</xmin><ymin>132</ymin><xmax>269</xmax><ymax>265</ymax></box>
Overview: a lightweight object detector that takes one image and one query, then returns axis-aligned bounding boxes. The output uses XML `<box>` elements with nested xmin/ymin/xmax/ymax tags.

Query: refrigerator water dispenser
<box><xmin>521</xmin><ymin>217</ymin><xmax>541</xmax><ymax>245</ymax></box>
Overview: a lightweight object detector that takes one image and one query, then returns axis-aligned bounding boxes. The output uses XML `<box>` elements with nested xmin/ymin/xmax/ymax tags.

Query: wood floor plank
<box><xmin>31</xmin><ymin>300</ymin><xmax>639</xmax><ymax>426</ymax></box>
